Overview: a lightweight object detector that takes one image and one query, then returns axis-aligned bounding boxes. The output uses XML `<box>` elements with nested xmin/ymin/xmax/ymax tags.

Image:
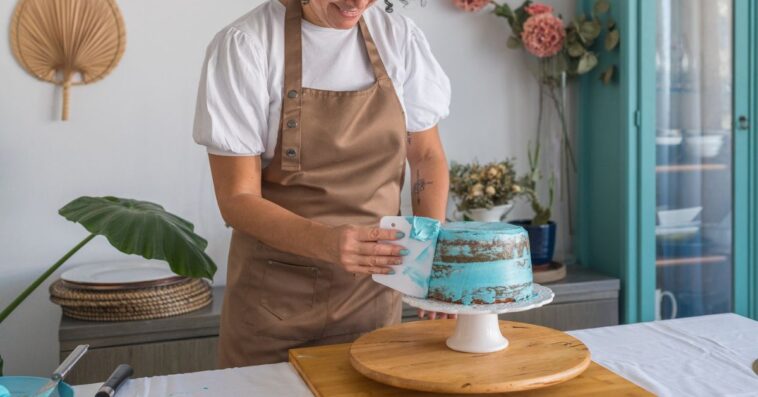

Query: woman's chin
<box><xmin>328</xmin><ymin>6</ymin><xmax>362</xmax><ymax>28</ymax></box>
<box><xmin>332</xmin><ymin>20</ymin><xmax>359</xmax><ymax>29</ymax></box>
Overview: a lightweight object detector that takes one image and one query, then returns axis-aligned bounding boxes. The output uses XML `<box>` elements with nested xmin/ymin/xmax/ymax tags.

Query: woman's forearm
<box><xmin>208</xmin><ymin>154</ymin><xmax>335</xmax><ymax>262</ymax></box>
<box><xmin>407</xmin><ymin>127</ymin><xmax>449</xmax><ymax>222</ymax></box>
<box><xmin>410</xmin><ymin>155</ymin><xmax>449</xmax><ymax>222</ymax></box>
<box><xmin>219</xmin><ymin>193</ymin><xmax>334</xmax><ymax>262</ymax></box>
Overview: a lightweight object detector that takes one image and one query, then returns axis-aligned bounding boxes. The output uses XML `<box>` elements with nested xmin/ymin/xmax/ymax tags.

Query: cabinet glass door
<box><xmin>654</xmin><ymin>0</ymin><xmax>734</xmax><ymax>320</ymax></box>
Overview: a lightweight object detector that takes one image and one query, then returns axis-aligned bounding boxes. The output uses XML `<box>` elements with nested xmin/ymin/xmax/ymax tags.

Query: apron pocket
<box><xmin>260</xmin><ymin>260</ymin><xmax>318</xmax><ymax>321</ymax></box>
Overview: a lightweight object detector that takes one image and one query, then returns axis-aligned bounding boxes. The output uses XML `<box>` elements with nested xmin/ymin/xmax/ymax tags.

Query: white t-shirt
<box><xmin>192</xmin><ymin>0</ymin><xmax>451</xmax><ymax>167</ymax></box>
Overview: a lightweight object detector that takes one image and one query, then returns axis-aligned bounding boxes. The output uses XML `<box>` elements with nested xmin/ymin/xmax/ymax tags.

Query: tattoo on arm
<box><xmin>412</xmin><ymin>169</ymin><xmax>433</xmax><ymax>205</ymax></box>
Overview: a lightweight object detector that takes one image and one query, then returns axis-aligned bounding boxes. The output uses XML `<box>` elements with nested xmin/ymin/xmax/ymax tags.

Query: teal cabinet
<box><xmin>578</xmin><ymin>0</ymin><xmax>758</xmax><ymax>323</ymax></box>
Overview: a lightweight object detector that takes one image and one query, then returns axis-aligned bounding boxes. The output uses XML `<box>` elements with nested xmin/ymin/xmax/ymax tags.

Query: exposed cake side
<box><xmin>428</xmin><ymin>222</ymin><xmax>533</xmax><ymax>305</ymax></box>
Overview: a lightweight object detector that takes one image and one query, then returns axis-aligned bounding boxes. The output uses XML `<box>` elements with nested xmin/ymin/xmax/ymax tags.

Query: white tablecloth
<box><xmin>73</xmin><ymin>313</ymin><xmax>758</xmax><ymax>396</ymax></box>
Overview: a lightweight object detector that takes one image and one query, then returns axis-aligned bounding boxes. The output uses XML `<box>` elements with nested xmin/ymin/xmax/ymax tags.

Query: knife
<box><xmin>35</xmin><ymin>344</ymin><xmax>88</xmax><ymax>397</ymax></box>
<box><xmin>95</xmin><ymin>364</ymin><xmax>134</xmax><ymax>397</ymax></box>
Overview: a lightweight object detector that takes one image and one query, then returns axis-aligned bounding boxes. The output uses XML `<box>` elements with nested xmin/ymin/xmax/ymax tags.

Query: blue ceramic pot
<box><xmin>511</xmin><ymin>220</ymin><xmax>556</xmax><ymax>265</ymax></box>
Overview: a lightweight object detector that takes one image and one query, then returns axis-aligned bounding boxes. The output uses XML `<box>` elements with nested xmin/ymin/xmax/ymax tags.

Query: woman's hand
<box><xmin>326</xmin><ymin>225</ymin><xmax>407</xmax><ymax>275</ymax></box>
<box><xmin>417</xmin><ymin>309</ymin><xmax>457</xmax><ymax>320</ymax></box>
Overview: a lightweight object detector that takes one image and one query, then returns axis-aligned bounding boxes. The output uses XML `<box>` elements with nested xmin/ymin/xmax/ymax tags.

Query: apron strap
<box><xmin>357</xmin><ymin>18</ymin><xmax>391</xmax><ymax>82</ymax></box>
<box><xmin>281</xmin><ymin>0</ymin><xmax>305</xmax><ymax>171</ymax></box>
<box><xmin>281</xmin><ymin>0</ymin><xmax>392</xmax><ymax>171</ymax></box>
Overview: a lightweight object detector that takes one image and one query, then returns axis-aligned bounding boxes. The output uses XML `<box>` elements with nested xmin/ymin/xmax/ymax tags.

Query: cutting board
<box><xmin>289</xmin><ymin>332</ymin><xmax>653</xmax><ymax>396</ymax></box>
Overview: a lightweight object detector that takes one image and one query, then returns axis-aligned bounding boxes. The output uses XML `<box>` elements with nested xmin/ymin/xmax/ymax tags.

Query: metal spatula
<box><xmin>34</xmin><ymin>345</ymin><xmax>88</xmax><ymax>397</ymax></box>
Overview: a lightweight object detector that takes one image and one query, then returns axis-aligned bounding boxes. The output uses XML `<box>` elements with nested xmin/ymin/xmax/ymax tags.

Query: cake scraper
<box><xmin>372</xmin><ymin>216</ymin><xmax>440</xmax><ymax>298</ymax></box>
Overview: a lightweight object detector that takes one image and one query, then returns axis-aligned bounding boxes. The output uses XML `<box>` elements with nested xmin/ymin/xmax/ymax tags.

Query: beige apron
<box><xmin>218</xmin><ymin>0</ymin><xmax>407</xmax><ymax>368</ymax></box>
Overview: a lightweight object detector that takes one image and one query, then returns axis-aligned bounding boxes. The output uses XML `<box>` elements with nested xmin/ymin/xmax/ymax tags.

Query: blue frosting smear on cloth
<box><xmin>408</xmin><ymin>216</ymin><xmax>441</xmax><ymax>241</ymax></box>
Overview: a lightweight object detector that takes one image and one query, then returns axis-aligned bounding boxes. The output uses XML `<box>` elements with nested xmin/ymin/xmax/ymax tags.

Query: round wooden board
<box><xmin>349</xmin><ymin>320</ymin><xmax>591</xmax><ymax>394</ymax></box>
<box><xmin>533</xmin><ymin>261</ymin><xmax>567</xmax><ymax>284</ymax></box>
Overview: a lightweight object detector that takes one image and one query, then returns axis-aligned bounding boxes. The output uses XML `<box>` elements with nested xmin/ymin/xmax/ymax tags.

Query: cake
<box><xmin>428</xmin><ymin>222</ymin><xmax>533</xmax><ymax>305</ymax></box>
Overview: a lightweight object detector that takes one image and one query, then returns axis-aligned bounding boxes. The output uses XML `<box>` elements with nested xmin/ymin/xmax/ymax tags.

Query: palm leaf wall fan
<box><xmin>10</xmin><ymin>0</ymin><xmax>126</xmax><ymax>121</ymax></box>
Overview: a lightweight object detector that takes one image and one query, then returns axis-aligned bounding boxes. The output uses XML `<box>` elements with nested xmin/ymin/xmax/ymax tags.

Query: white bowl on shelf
<box><xmin>656</xmin><ymin>128</ymin><xmax>683</xmax><ymax>146</ymax></box>
<box><xmin>657</xmin><ymin>206</ymin><xmax>702</xmax><ymax>227</ymax></box>
<box><xmin>685</xmin><ymin>134</ymin><xmax>725</xmax><ymax>158</ymax></box>
<box><xmin>656</xmin><ymin>135</ymin><xmax>683</xmax><ymax>145</ymax></box>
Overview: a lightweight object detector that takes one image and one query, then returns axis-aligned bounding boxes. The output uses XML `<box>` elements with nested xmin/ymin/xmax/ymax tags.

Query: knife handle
<box><xmin>95</xmin><ymin>364</ymin><xmax>133</xmax><ymax>397</ymax></box>
<box><xmin>54</xmin><ymin>344</ymin><xmax>88</xmax><ymax>380</ymax></box>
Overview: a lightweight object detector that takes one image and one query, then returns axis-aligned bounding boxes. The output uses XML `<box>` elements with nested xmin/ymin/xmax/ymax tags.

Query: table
<box><xmin>72</xmin><ymin>314</ymin><xmax>758</xmax><ymax>397</ymax></box>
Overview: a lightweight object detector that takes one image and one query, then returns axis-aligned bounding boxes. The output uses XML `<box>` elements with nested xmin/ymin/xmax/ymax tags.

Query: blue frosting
<box><xmin>407</xmin><ymin>216</ymin><xmax>441</xmax><ymax>241</ymax></box>
<box><xmin>428</xmin><ymin>259</ymin><xmax>533</xmax><ymax>305</ymax></box>
<box><xmin>428</xmin><ymin>221</ymin><xmax>533</xmax><ymax>305</ymax></box>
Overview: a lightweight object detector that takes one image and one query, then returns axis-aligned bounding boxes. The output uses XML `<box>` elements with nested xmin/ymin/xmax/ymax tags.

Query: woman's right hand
<box><xmin>325</xmin><ymin>225</ymin><xmax>408</xmax><ymax>275</ymax></box>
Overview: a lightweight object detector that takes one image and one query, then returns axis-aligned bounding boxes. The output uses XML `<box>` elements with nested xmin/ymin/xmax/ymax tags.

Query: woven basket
<box><xmin>50</xmin><ymin>278</ymin><xmax>212</xmax><ymax>322</ymax></box>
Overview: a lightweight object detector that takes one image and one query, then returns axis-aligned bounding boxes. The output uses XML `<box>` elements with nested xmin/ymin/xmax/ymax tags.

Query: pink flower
<box><xmin>521</xmin><ymin>13</ymin><xmax>565</xmax><ymax>58</ymax></box>
<box><xmin>524</xmin><ymin>3</ymin><xmax>554</xmax><ymax>16</ymax></box>
<box><xmin>453</xmin><ymin>0</ymin><xmax>490</xmax><ymax>12</ymax></box>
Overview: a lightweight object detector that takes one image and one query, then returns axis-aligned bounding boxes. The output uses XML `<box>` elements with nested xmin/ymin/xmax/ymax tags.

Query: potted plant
<box><xmin>511</xmin><ymin>139</ymin><xmax>556</xmax><ymax>265</ymax></box>
<box><xmin>0</xmin><ymin>196</ymin><xmax>217</xmax><ymax>375</ymax></box>
<box><xmin>449</xmin><ymin>160</ymin><xmax>520</xmax><ymax>222</ymax></box>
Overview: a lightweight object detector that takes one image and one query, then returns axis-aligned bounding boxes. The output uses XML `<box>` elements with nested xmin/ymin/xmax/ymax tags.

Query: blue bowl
<box><xmin>0</xmin><ymin>376</ymin><xmax>74</xmax><ymax>397</ymax></box>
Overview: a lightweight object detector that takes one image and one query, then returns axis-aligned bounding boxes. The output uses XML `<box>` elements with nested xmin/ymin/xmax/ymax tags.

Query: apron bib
<box><xmin>218</xmin><ymin>0</ymin><xmax>407</xmax><ymax>368</ymax></box>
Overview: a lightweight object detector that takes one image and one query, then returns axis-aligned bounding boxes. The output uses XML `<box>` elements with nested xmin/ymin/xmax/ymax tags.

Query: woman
<box><xmin>193</xmin><ymin>0</ymin><xmax>451</xmax><ymax>368</ymax></box>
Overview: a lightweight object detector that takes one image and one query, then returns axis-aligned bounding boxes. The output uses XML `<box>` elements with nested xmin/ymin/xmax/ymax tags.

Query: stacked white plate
<box><xmin>656</xmin><ymin>207</ymin><xmax>702</xmax><ymax>241</ymax></box>
<box><xmin>60</xmin><ymin>259</ymin><xmax>185</xmax><ymax>290</ymax></box>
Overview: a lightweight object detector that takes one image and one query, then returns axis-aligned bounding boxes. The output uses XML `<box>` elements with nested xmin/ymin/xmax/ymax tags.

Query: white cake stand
<box><xmin>402</xmin><ymin>284</ymin><xmax>554</xmax><ymax>354</ymax></box>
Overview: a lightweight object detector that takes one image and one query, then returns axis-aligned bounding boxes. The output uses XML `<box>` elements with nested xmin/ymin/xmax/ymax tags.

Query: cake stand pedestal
<box><xmin>403</xmin><ymin>284</ymin><xmax>554</xmax><ymax>353</ymax></box>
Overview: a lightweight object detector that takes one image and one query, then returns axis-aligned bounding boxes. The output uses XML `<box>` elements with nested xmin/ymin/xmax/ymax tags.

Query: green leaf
<box><xmin>507</xmin><ymin>36</ymin><xmax>521</xmax><ymax>49</ymax></box>
<box><xmin>571</xmin><ymin>21</ymin><xmax>586</xmax><ymax>44</ymax></box>
<box><xmin>593</xmin><ymin>0</ymin><xmax>610</xmax><ymax>15</ymax></box>
<box><xmin>512</xmin><ymin>0</ymin><xmax>533</xmax><ymax>32</ymax></box>
<box><xmin>577</xmin><ymin>52</ymin><xmax>598</xmax><ymax>74</ymax></box>
<box><xmin>606</xmin><ymin>17</ymin><xmax>616</xmax><ymax>31</ymax></box>
<box><xmin>494</xmin><ymin>3</ymin><xmax>516</xmax><ymax>27</ymax></box>
<box><xmin>567</xmin><ymin>42</ymin><xmax>586</xmax><ymax>57</ymax></box>
<box><xmin>600</xmin><ymin>65</ymin><xmax>616</xmax><ymax>84</ymax></box>
<box><xmin>59</xmin><ymin>197</ymin><xmax>217</xmax><ymax>279</ymax></box>
<box><xmin>566</xmin><ymin>29</ymin><xmax>580</xmax><ymax>44</ymax></box>
<box><xmin>605</xmin><ymin>29</ymin><xmax>620</xmax><ymax>50</ymax></box>
<box><xmin>580</xmin><ymin>20</ymin><xmax>602</xmax><ymax>41</ymax></box>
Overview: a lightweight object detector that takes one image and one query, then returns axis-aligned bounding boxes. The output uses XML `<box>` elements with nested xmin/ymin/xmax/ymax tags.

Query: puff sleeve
<box><xmin>402</xmin><ymin>20</ymin><xmax>451</xmax><ymax>133</ymax></box>
<box><xmin>193</xmin><ymin>27</ymin><xmax>269</xmax><ymax>156</ymax></box>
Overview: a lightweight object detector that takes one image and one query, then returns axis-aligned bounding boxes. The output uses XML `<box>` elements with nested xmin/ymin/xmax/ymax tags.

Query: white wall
<box><xmin>0</xmin><ymin>0</ymin><xmax>574</xmax><ymax>375</ymax></box>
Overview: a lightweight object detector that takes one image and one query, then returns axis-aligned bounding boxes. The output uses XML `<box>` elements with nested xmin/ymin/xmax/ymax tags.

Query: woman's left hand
<box><xmin>417</xmin><ymin>309</ymin><xmax>457</xmax><ymax>320</ymax></box>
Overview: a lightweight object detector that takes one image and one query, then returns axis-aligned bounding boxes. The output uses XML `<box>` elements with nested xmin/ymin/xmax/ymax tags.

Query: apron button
<box><xmin>285</xmin><ymin>148</ymin><xmax>297</xmax><ymax>158</ymax></box>
<box><xmin>287</xmin><ymin>119</ymin><xmax>298</xmax><ymax>128</ymax></box>
<box><xmin>287</xmin><ymin>90</ymin><xmax>298</xmax><ymax>98</ymax></box>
